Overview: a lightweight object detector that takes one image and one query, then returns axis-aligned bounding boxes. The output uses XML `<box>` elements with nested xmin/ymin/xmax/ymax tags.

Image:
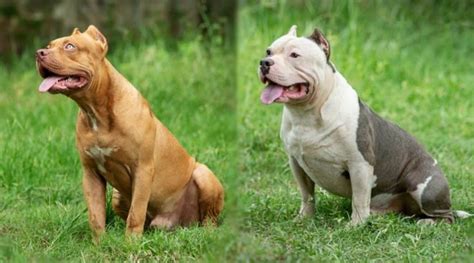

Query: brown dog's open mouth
<box><xmin>38</xmin><ymin>66</ymin><xmax>88</xmax><ymax>93</ymax></box>
<box><xmin>260</xmin><ymin>78</ymin><xmax>309</xmax><ymax>104</ymax></box>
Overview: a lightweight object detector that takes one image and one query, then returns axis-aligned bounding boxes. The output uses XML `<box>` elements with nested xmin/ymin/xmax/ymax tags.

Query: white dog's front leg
<box><xmin>348</xmin><ymin>162</ymin><xmax>374</xmax><ymax>225</ymax></box>
<box><xmin>289</xmin><ymin>156</ymin><xmax>315</xmax><ymax>218</ymax></box>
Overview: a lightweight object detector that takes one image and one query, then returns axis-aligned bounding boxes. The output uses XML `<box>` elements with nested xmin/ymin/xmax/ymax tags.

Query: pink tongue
<box><xmin>260</xmin><ymin>85</ymin><xmax>284</xmax><ymax>104</ymax></box>
<box><xmin>39</xmin><ymin>76</ymin><xmax>63</xmax><ymax>92</ymax></box>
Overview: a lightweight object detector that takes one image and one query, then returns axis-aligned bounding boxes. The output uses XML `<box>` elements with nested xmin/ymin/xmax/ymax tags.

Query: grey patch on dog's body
<box><xmin>356</xmin><ymin>100</ymin><xmax>433</xmax><ymax>195</ymax></box>
<box><xmin>355</xmin><ymin>99</ymin><xmax>454</xmax><ymax>221</ymax></box>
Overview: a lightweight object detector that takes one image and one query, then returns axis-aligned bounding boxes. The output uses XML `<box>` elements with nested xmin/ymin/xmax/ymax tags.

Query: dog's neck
<box><xmin>284</xmin><ymin>65</ymin><xmax>336</xmax><ymax>117</ymax></box>
<box><xmin>69</xmin><ymin>59</ymin><xmax>126</xmax><ymax>131</ymax></box>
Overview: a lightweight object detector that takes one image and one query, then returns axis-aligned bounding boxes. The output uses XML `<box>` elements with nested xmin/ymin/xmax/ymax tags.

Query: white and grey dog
<box><xmin>258</xmin><ymin>25</ymin><xmax>470</xmax><ymax>225</ymax></box>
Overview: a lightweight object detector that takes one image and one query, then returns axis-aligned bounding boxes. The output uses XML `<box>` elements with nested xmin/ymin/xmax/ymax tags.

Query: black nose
<box><xmin>260</xmin><ymin>58</ymin><xmax>274</xmax><ymax>75</ymax></box>
<box><xmin>36</xmin><ymin>49</ymin><xmax>49</xmax><ymax>59</ymax></box>
<box><xmin>260</xmin><ymin>58</ymin><xmax>274</xmax><ymax>67</ymax></box>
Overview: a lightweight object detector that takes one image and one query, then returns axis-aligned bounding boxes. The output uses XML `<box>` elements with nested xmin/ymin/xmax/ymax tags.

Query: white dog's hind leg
<box><xmin>348</xmin><ymin>162</ymin><xmax>375</xmax><ymax>225</ymax></box>
<box><xmin>409</xmin><ymin>171</ymin><xmax>454</xmax><ymax>223</ymax></box>
<box><xmin>290</xmin><ymin>156</ymin><xmax>315</xmax><ymax>218</ymax></box>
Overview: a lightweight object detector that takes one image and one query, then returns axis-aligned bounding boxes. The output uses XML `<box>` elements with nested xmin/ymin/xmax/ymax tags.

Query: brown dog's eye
<box><xmin>64</xmin><ymin>43</ymin><xmax>76</xmax><ymax>51</ymax></box>
<box><xmin>266</xmin><ymin>49</ymin><xmax>271</xmax><ymax>56</ymax></box>
<box><xmin>290</xmin><ymin>52</ymin><xmax>300</xmax><ymax>58</ymax></box>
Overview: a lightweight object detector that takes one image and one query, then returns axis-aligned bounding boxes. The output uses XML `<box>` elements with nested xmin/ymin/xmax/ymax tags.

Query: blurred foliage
<box><xmin>0</xmin><ymin>0</ymin><xmax>236</xmax><ymax>62</ymax></box>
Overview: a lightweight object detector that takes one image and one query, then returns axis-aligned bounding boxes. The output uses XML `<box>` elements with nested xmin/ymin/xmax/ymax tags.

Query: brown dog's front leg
<box><xmin>126</xmin><ymin>164</ymin><xmax>153</xmax><ymax>237</ymax></box>
<box><xmin>82</xmin><ymin>168</ymin><xmax>107</xmax><ymax>242</ymax></box>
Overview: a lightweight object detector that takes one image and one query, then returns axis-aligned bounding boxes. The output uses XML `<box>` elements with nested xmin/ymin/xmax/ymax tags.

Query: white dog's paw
<box><xmin>417</xmin><ymin>218</ymin><xmax>436</xmax><ymax>225</ymax></box>
<box><xmin>349</xmin><ymin>212</ymin><xmax>369</xmax><ymax>226</ymax></box>
<box><xmin>297</xmin><ymin>203</ymin><xmax>315</xmax><ymax>219</ymax></box>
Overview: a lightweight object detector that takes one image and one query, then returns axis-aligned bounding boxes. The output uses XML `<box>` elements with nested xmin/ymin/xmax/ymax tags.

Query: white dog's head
<box><xmin>259</xmin><ymin>25</ymin><xmax>334</xmax><ymax>105</ymax></box>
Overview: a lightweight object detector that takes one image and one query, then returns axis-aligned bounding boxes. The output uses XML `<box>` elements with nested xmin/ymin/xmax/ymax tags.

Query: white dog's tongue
<box><xmin>260</xmin><ymin>85</ymin><xmax>284</xmax><ymax>104</ymax></box>
<box><xmin>39</xmin><ymin>76</ymin><xmax>62</xmax><ymax>92</ymax></box>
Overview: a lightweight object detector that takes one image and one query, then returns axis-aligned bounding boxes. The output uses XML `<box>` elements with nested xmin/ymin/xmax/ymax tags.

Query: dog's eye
<box><xmin>64</xmin><ymin>43</ymin><xmax>76</xmax><ymax>50</ymax></box>
<box><xmin>290</xmin><ymin>52</ymin><xmax>300</xmax><ymax>58</ymax></box>
<box><xmin>266</xmin><ymin>49</ymin><xmax>271</xmax><ymax>56</ymax></box>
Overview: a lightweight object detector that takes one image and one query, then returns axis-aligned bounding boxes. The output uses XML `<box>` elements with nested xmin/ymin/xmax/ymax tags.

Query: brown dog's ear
<box><xmin>85</xmin><ymin>25</ymin><xmax>108</xmax><ymax>57</ymax></box>
<box><xmin>309</xmin><ymin>28</ymin><xmax>330</xmax><ymax>61</ymax></box>
<box><xmin>71</xmin><ymin>28</ymin><xmax>81</xmax><ymax>35</ymax></box>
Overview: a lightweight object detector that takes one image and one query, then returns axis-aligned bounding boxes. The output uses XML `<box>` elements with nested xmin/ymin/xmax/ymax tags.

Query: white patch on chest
<box><xmin>85</xmin><ymin>145</ymin><xmax>117</xmax><ymax>173</ymax></box>
<box><xmin>86</xmin><ymin>113</ymin><xmax>98</xmax><ymax>131</ymax></box>
<box><xmin>124</xmin><ymin>164</ymin><xmax>131</xmax><ymax>175</ymax></box>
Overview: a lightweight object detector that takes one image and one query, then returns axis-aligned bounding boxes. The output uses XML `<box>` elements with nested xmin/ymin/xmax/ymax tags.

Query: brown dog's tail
<box><xmin>192</xmin><ymin>162</ymin><xmax>224</xmax><ymax>225</ymax></box>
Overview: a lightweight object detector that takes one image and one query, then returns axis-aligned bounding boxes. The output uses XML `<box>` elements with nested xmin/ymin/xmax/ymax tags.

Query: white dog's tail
<box><xmin>454</xmin><ymin>210</ymin><xmax>472</xmax><ymax>219</ymax></box>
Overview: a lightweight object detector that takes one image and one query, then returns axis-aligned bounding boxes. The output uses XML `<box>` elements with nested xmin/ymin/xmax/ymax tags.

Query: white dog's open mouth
<box><xmin>260</xmin><ymin>78</ymin><xmax>309</xmax><ymax>105</ymax></box>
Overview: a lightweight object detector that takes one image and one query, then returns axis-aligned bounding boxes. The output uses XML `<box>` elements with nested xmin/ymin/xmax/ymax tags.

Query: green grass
<box><xmin>237</xmin><ymin>1</ymin><xmax>473</xmax><ymax>261</ymax></box>
<box><xmin>1</xmin><ymin>1</ymin><xmax>473</xmax><ymax>262</ymax></box>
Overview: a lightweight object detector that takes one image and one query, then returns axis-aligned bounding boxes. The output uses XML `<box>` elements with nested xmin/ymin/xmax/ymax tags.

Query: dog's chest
<box><xmin>78</xmin><ymin>128</ymin><xmax>135</xmax><ymax>191</ymax></box>
<box><xmin>283</xmin><ymin>124</ymin><xmax>354</xmax><ymax>195</ymax></box>
<box><xmin>284</xmin><ymin>124</ymin><xmax>347</xmax><ymax>163</ymax></box>
<box><xmin>85</xmin><ymin>145</ymin><xmax>118</xmax><ymax>174</ymax></box>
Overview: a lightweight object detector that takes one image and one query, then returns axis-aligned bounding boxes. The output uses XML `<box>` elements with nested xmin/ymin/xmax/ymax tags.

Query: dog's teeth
<box><xmin>288</xmin><ymin>86</ymin><xmax>296</xmax><ymax>91</ymax></box>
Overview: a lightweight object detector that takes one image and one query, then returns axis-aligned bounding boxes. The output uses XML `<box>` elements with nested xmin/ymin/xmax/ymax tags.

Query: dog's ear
<box><xmin>85</xmin><ymin>25</ymin><xmax>108</xmax><ymax>57</ymax></box>
<box><xmin>309</xmin><ymin>28</ymin><xmax>330</xmax><ymax>61</ymax></box>
<box><xmin>71</xmin><ymin>28</ymin><xmax>81</xmax><ymax>35</ymax></box>
<box><xmin>287</xmin><ymin>25</ymin><xmax>297</xmax><ymax>37</ymax></box>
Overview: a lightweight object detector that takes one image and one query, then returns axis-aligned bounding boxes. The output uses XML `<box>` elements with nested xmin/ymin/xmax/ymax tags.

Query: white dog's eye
<box><xmin>64</xmin><ymin>43</ymin><xmax>76</xmax><ymax>50</ymax></box>
<box><xmin>290</xmin><ymin>52</ymin><xmax>300</xmax><ymax>58</ymax></box>
<box><xmin>266</xmin><ymin>49</ymin><xmax>271</xmax><ymax>56</ymax></box>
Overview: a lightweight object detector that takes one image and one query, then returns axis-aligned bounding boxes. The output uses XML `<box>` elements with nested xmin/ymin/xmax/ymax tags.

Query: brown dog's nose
<box><xmin>36</xmin><ymin>49</ymin><xmax>49</xmax><ymax>59</ymax></box>
<box><xmin>260</xmin><ymin>58</ymin><xmax>274</xmax><ymax>75</ymax></box>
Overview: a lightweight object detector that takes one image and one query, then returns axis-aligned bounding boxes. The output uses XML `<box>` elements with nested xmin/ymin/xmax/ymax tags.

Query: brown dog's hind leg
<box><xmin>192</xmin><ymin>163</ymin><xmax>224</xmax><ymax>225</ymax></box>
<box><xmin>149</xmin><ymin>181</ymin><xmax>199</xmax><ymax>230</ymax></box>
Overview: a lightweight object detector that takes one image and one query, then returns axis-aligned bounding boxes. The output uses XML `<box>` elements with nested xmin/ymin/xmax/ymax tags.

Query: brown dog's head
<box><xmin>36</xmin><ymin>25</ymin><xmax>108</xmax><ymax>94</ymax></box>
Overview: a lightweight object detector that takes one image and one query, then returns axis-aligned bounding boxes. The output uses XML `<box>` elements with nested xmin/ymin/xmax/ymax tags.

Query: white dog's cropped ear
<box><xmin>85</xmin><ymin>25</ymin><xmax>108</xmax><ymax>57</ymax></box>
<box><xmin>309</xmin><ymin>28</ymin><xmax>330</xmax><ymax>61</ymax></box>
<box><xmin>287</xmin><ymin>25</ymin><xmax>297</xmax><ymax>37</ymax></box>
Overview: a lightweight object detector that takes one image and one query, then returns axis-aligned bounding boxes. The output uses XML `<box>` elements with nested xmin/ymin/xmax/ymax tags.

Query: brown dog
<box><xmin>35</xmin><ymin>25</ymin><xmax>224</xmax><ymax>239</ymax></box>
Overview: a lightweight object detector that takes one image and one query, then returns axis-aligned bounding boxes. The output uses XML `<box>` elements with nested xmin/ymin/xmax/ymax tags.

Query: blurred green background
<box><xmin>0</xmin><ymin>0</ymin><xmax>236</xmax><ymax>58</ymax></box>
<box><xmin>1</xmin><ymin>0</ymin><xmax>473</xmax><ymax>261</ymax></box>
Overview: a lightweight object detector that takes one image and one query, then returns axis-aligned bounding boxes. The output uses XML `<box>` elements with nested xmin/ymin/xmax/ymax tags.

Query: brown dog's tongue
<box><xmin>260</xmin><ymin>84</ymin><xmax>284</xmax><ymax>104</ymax></box>
<box><xmin>39</xmin><ymin>76</ymin><xmax>62</xmax><ymax>92</ymax></box>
